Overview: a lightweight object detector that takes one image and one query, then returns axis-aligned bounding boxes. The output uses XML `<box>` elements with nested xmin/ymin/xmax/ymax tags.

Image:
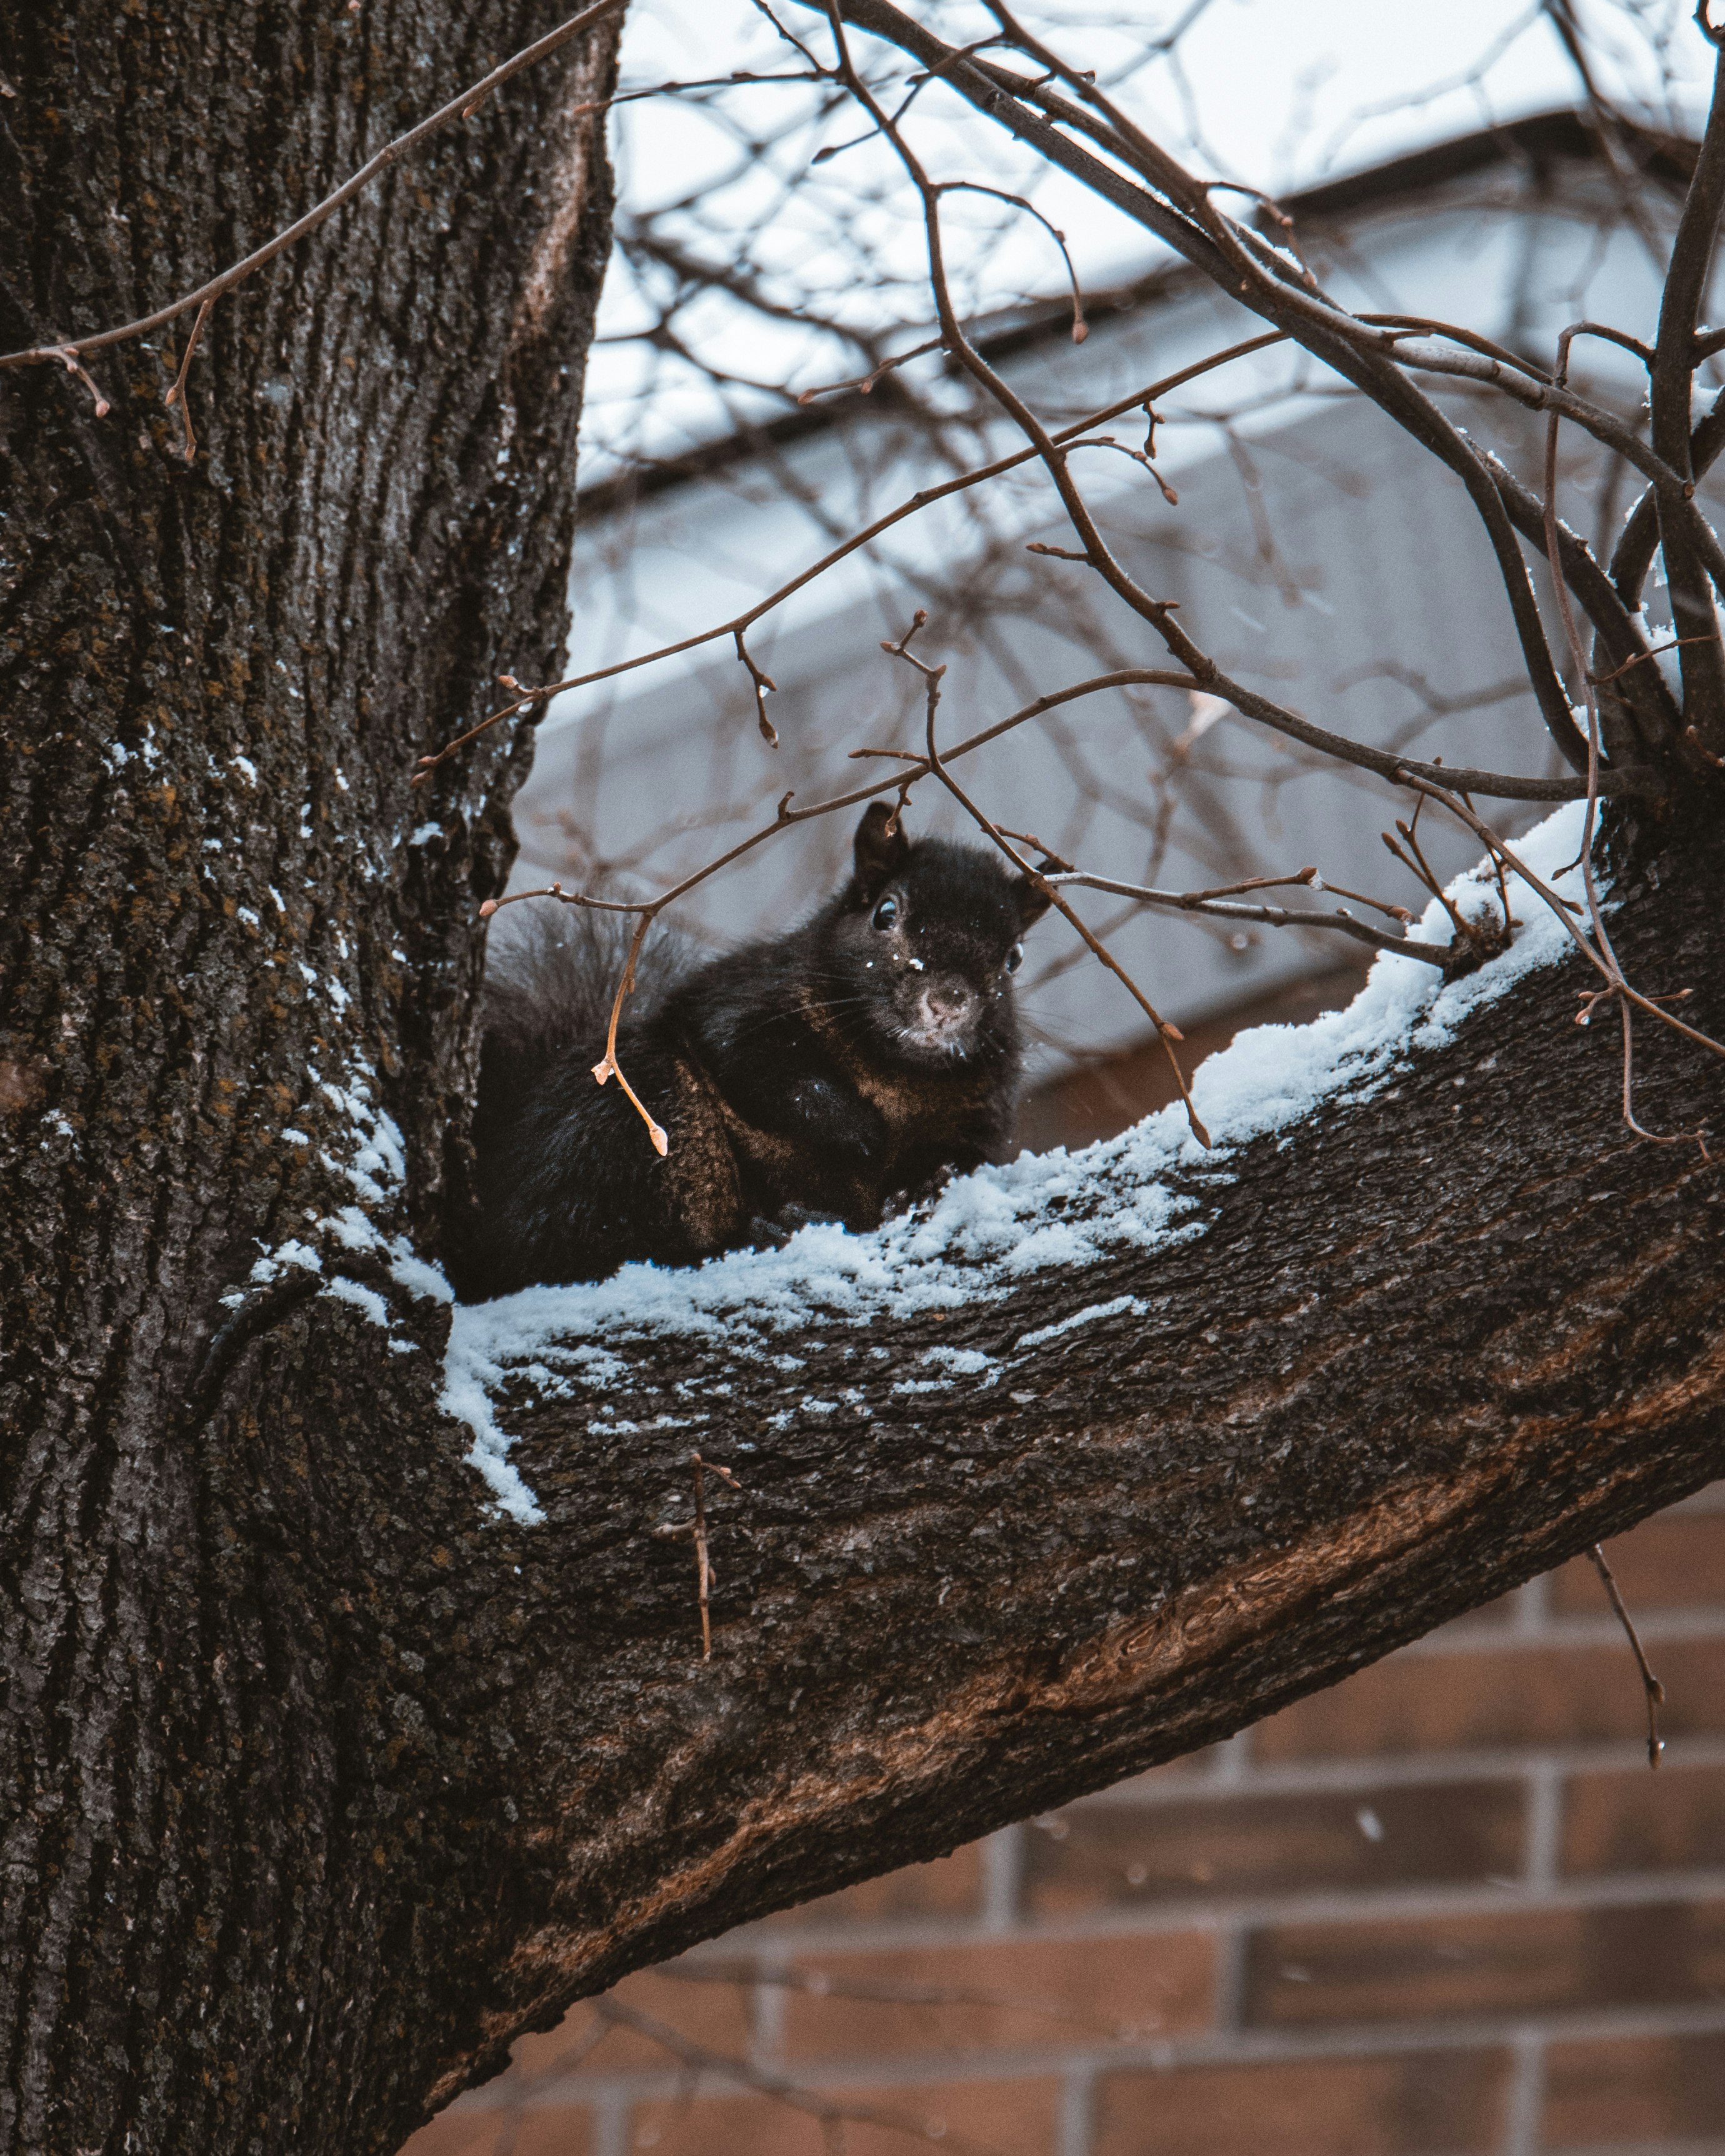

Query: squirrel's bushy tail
<box><xmin>481</xmin><ymin>904</ymin><xmax>698</xmax><ymax>1082</ymax></box>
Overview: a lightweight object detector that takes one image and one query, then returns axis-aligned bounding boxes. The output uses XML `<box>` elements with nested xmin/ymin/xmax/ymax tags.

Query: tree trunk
<box><xmin>2</xmin><ymin>9</ymin><xmax>1724</xmax><ymax>2156</ymax></box>
<box><xmin>0</xmin><ymin>1</ymin><xmax>619</xmax><ymax>2148</ymax></box>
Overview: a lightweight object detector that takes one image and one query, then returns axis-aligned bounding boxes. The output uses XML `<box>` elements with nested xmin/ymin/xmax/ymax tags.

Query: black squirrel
<box><xmin>462</xmin><ymin>803</ymin><xmax>1050</xmax><ymax>1295</ymax></box>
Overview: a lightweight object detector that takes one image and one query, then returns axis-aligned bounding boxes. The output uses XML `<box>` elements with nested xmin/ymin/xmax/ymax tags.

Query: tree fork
<box><xmin>2</xmin><ymin>5</ymin><xmax>1725</xmax><ymax>2155</ymax></box>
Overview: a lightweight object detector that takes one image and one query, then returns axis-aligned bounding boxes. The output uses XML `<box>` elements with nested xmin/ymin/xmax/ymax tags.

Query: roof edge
<box><xmin>576</xmin><ymin>107</ymin><xmax>1695</xmax><ymax>522</ymax></box>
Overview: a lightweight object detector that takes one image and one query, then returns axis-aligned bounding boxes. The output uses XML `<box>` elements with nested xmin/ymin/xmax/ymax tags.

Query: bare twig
<box><xmin>734</xmin><ymin>628</ymin><xmax>781</xmax><ymax>746</ymax></box>
<box><xmin>1588</xmin><ymin>1544</ymin><xmax>1666</xmax><ymax>1769</ymax></box>
<box><xmin>589</xmin><ymin>916</ymin><xmax>669</xmax><ymax>1157</ymax></box>
<box><xmin>414</xmin><ymin>332</ymin><xmax>1608</xmax><ymax>802</ymax></box>
<box><xmin>655</xmin><ymin>1455</ymin><xmax>744</xmax><ymax>1660</ymax></box>
<box><xmin>594</xmin><ymin>1994</ymin><xmax>1009</xmax><ymax>2154</ymax></box>
<box><xmin>1042</xmin><ymin>870</ymin><xmax>1450</xmax><ymax>966</ymax></box>
<box><xmin>478</xmin><ymin>873</ymin><xmax>668</xmax><ymax>1154</ymax></box>
<box><xmin>161</xmin><ymin>296</ymin><xmax>213</xmax><ymax>460</ymax></box>
<box><xmin>45</xmin><ymin>346</ymin><xmax>109</xmax><ymax>417</ymax></box>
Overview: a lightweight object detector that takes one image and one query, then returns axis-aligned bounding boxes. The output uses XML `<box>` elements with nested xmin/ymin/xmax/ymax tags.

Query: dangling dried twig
<box><xmin>655</xmin><ymin>1454</ymin><xmax>743</xmax><ymax>1660</ymax></box>
<box><xmin>162</xmin><ymin>296</ymin><xmax>214</xmax><ymax>460</ymax></box>
<box><xmin>1588</xmin><ymin>1542</ymin><xmax>1666</xmax><ymax>1769</ymax></box>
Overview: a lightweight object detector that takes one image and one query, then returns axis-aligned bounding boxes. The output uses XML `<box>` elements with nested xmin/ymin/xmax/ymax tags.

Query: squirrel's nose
<box><xmin>918</xmin><ymin>981</ymin><xmax>975</xmax><ymax>1029</ymax></box>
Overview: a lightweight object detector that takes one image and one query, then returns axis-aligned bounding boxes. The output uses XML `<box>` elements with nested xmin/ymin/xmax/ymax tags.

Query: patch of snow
<box><xmin>323</xmin><ymin>1276</ymin><xmax>390</xmax><ymax>1327</ymax></box>
<box><xmin>1632</xmin><ymin>608</ymin><xmax>1685</xmax><ymax>702</ymax></box>
<box><xmin>1014</xmin><ymin>1295</ymin><xmax>1149</xmax><ymax>1353</ymax></box>
<box><xmin>920</xmin><ymin>1345</ymin><xmax>996</xmax><ymax>1377</ymax></box>
<box><xmin>314</xmin><ymin>1076</ymin><xmax>406</xmax><ymax>1205</ymax></box>
<box><xmin>441</xmin><ymin>1306</ymin><xmax>549</xmax><ymax>1525</ymax></box>
<box><xmin>222</xmin><ymin>1059</ymin><xmax>453</xmax><ymax>1402</ymax></box>
<box><xmin>249</xmin><ymin>1238</ymin><xmax>322</xmax><ymax>1284</ymax></box>
<box><xmin>231</xmin><ymin>754</ymin><xmax>259</xmax><ymax>787</ymax></box>
<box><xmin>407</xmin><ymin>822</ymin><xmax>444</xmax><ymax>847</ymax></box>
<box><xmin>389</xmin><ymin>1246</ymin><xmax>453</xmax><ymax>1305</ymax></box>
<box><xmin>322</xmin><ymin>1204</ymin><xmax>382</xmax><ymax>1255</ymax></box>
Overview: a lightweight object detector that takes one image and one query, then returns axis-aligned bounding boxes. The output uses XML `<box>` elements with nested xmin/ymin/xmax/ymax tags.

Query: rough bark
<box><xmin>0</xmin><ymin>1</ymin><xmax>619</xmax><ymax>2149</ymax></box>
<box><xmin>1</xmin><ymin>7</ymin><xmax>1724</xmax><ymax>2156</ymax></box>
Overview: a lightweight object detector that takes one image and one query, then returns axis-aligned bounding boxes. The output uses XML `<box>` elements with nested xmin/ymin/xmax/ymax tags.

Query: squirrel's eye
<box><xmin>1004</xmin><ymin>942</ymin><xmax>1024</xmax><ymax>975</ymax></box>
<box><xmin>872</xmin><ymin>896</ymin><xmax>899</xmax><ymax>931</ymax></box>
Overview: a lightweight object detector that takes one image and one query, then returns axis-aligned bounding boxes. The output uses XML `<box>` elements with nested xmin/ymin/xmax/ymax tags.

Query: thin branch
<box><xmin>42</xmin><ymin>346</ymin><xmax>109</xmax><ymax>416</ymax></box>
<box><xmin>161</xmin><ymin>296</ymin><xmax>212</xmax><ymax>460</ymax></box>
<box><xmin>1647</xmin><ymin>33</ymin><xmax>1725</xmax><ymax>748</ymax></box>
<box><xmin>418</xmin><ymin>327</ymin><xmax>1631</xmax><ymax>803</ymax></box>
<box><xmin>412</xmin><ymin>333</ymin><xmax>1295</xmax><ymax>781</ymax></box>
<box><xmin>1588</xmin><ymin>1545</ymin><xmax>1666</xmax><ymax>1769</ymax></box>
<box><xmin>1041</xmin><ymin>872</ymin><xmax>1451</xmax><ymax>966</ymax></box>
<box><xmin>832</xmin><ymin>0</ymin><xmax>1594</xmax><ymax>773</ymax></box>
<box><xmin>938</xmin><ymin>179</ymin><xmax>1088</xmax><ymax>341</ymax></box>
<box><xmin>1404</xmin><ymin>777</ymin><xmax>1725</xmax><ymax>1063</ymax></box>
<box><xmin>0</xmin><ymin>0</ymin><xmax>628</xmax><ymax>372</ymax></box>
<box><xmin>656</xmin><ymin>1454</ymin><xmax>744</xmax><ymax>1661</ymax></box>
<box><xmin>734</xmin><ymin>629</ymin><xmax>780</xmax><ymax>746</ymax></box>
<box><xmin>594</xmin><ymin>1995</ymin><xmax>1009</xmax><ymax>2156</ymax></box>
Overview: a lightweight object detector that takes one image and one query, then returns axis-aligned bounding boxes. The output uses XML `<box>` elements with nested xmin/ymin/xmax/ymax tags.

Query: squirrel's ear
<box><xmin>853</xmin><ymin>801</ymin><xmax>910</xmax><ymax>897</ymax></box>
<box><xmin>1014</xmin><ymin>861</ymin><xmax>1055</xmax><ymax>928</ymax></box>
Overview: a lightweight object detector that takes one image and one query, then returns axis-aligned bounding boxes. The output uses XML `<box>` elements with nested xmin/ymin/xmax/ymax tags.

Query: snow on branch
<box><xmin>443</xmin><ymin>804</ymin><xmax>1596</xmax><ymax>1522</ymax></box>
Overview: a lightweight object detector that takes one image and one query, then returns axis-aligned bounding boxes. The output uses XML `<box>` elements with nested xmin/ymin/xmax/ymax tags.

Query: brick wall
<box><xmin>405</xmin><ymin>1482</ymin><xmax>1725</xmax><ymax>2156</ymax></box>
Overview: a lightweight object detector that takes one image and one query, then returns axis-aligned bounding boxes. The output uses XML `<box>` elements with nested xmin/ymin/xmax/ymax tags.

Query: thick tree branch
<box><xmin>430</xmin><ymin>811</ymin><xmax>1725</xmax><ymax>2115</ymax></box>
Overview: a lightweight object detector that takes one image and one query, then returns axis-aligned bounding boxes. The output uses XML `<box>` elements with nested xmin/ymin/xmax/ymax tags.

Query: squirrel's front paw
<box><xmin>882</xmin><ymin>1170</ymin><xmax>952</xmax><ymax>1222</ymax></box>
<box><xmin>745</xmin><ymin>1204</ymin><xmax>844</xmax><ymax>1250</ymax></box>
<box><xmin>778</xmin><ymin>1200</ymin><xmax>847</xmax><ymax>1232</ymax></box>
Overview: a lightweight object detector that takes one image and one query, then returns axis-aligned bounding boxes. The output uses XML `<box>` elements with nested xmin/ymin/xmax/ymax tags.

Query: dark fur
<box><xmin>462</xmin><ymin>806</ymin><xmax>1049</xmax><ymax>1295</ymax></box>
